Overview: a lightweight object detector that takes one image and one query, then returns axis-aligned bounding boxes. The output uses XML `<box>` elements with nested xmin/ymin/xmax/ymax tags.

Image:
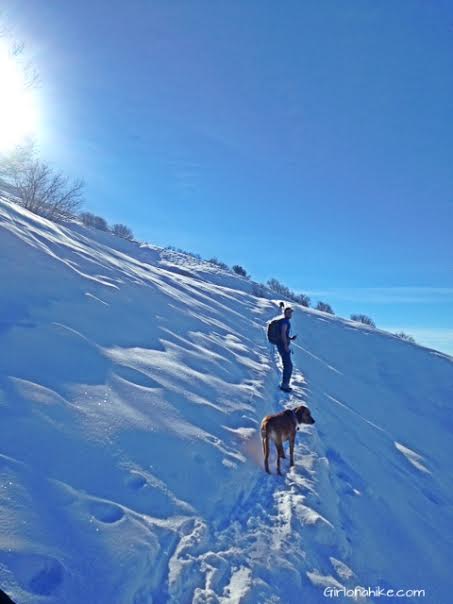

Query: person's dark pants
<box><xmin>277</xmin><ymin>344</ymin><xmax>293</xmax><ymax>387</ymax></box>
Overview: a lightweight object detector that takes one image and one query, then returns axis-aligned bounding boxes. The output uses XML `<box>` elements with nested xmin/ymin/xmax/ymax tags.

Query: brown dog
<box><xmin>261</xmin><ymin>406</ymin><xmax>315</xmax><ymax>474</ymax></box>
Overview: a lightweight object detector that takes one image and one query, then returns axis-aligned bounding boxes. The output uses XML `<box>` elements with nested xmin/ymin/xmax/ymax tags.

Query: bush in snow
<box><xmin>266</xmin><ymin>278</ymin><xmax>295</xmax><ymax>300</ymax></box>
<box><xmin>112</xmin><ymin>223</ymin><xmax>134</xmax><ymax>240</ymax></box>
<box><xmin>350</xmin><ymin>314</ymin><xmax>376</xmax><ymax>328</ymax></box>
<box><xmin>166</xmin><ymin>245</ymin><xmax>201</xmax><ymax>259</ymax></box>
<box><xmin>316</xmin><ymin>301</ymin><xmax>335</xmax><ymax>315</ymax></box>
<box><xmin>251</xmin><ymin>282</ymin><xmax>268</xmax><ymax>298</ymax></box>
<box><xmin>80</xmin><ymin>212</ymin><xmax>109</xmax><ymax>231</ymax></box>
<box><xmin>266</xmin><ymin>278</ymin><xmax>310</xmax><ymax>307</ymax></box>
<box><xmin>232</xmin><ymin>265</ymin><xmax>249</xmax><ymax>278</ymax></box>
<box><xmin>395</xmin><ymin>331</ymin><xmax>415</xmax><ymax>343</ymax></box>
<box><xmin>208</xmin><ymin>257</ymin><xmax>229</xmax><ymax>271</ymax></box>
<box><xmin>294</xmin><ymin>293</ymin><xmax>311</xmax><ymax>307</ymax></box>
<box><xmin>93</xmin><ymin>216</ymin><xmax>108</xmax><ymax>231</ymax></box>
<box><xmin>80</xmin><ymin>212</ymin><xmax>96</xmax><ymax>226</ymax></box>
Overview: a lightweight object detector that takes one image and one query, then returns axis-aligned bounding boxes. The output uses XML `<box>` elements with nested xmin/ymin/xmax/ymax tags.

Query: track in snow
<box><xmin>166</xmin><ymin>347</ymin><xmax>364</xmax><ymax>604</ymax></box>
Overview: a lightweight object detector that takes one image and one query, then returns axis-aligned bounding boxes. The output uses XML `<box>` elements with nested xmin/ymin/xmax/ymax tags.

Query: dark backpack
<box><xmin>0</xmin><ymin>589</ymin><xmax>17</xmax><ymax>604</ymax></box>
<box><xmin>267</xmin><ymin>318</ymin><xmax>283</xmax><ymax>344</ymax></box>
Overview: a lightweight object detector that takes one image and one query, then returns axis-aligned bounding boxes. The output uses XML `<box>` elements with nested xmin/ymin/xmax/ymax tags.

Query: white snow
<box><xmin>1</xmin><ymin>198</ymin><xmax>452</xmax><ymax>603</ymax></box>
<box><xmin>394</xmin><ymin>441</ymin><xmax>431</xmax><ymax>474</ymax></box>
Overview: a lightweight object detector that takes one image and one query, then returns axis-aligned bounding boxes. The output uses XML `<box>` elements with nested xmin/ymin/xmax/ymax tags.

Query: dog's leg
<box><xmin>279</xmin><ymin>443</ymin><xmax>286</xmax><ymax>459</ymax></box>
<box><xmin>289</xmin><ymin>432</ymin><xmax>295</xmax><ymax>467</ymax></box>
<box><xmin>262</xmin><ymin>431</ymin><xmax>270</xmax><ymax>474</ymax></box>
<box><xmin>276</xmin><ymin>440</ymin><xmax>283</xmax><ymax>475</ymax></box>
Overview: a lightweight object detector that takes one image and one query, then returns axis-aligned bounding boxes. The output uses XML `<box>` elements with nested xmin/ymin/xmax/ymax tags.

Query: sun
<box><xmin>0</xmin><ymin>42</ymin><xmax>39</xmax><ymax>152</ymax></box>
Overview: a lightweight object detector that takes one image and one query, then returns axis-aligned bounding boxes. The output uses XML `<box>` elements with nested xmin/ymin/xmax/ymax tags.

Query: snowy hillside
<box><xmin>1</xmin><ymin>198</ymin><xmax>452</xmax><ymax>604</ymax></box>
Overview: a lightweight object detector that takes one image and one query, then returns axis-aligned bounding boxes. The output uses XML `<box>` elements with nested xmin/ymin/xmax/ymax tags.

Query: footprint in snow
<box><xmin>89</xmin><ymin>500</ymin><xmax>125</xmax><ymax>523</ymax></box>
<box><xmin>6</xmin><ymin>553</ymin><xmax>64</xmax><ymax>597</ymax></box>
<box><xmin>325</xmin><ymin>448</ymin><xmax>365</xmax><ymax>496</ymax></box>
<box><xmin>125</xmin><ymin>472</ymin><xmax>148</xmax><ymax>490</ymax></box>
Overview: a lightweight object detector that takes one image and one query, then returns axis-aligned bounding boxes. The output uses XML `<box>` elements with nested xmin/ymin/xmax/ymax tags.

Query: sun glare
<box><xmin>0</xmin><ymin>42</ymin><xmax>39</xmax><ymax>152</ymax></box>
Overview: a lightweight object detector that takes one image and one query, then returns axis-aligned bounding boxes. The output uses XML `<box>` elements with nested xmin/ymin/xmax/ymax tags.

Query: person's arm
<box><xmin>281</xmin><ymin>323</ymin><xmax>289</xmax><ymax>352</ymax></box>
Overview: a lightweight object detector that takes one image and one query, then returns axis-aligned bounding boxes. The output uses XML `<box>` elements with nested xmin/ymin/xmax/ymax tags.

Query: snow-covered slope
<box><xmin>1</xmin><ymin>199</ymin><xmax>452</xmax><ymax>604</ymax></box>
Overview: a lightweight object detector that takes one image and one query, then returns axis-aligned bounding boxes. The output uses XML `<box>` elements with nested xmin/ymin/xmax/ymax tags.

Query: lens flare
<box><xmin>0</xmin><ymin>43</ymin><xmax>39</xmax><ymax>151</ymax></box>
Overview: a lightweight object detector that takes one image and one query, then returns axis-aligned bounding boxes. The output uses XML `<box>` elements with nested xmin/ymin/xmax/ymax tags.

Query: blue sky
<box><xmin>5</xmin><ymin>0</ymin><xmax>453</xmax><ymax>353</ymax></box>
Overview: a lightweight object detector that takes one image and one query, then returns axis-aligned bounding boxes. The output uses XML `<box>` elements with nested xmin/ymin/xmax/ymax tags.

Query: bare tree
<box><xmin>14</xmin><ymin>161</ymin><xmax>83</xmax><ymax>220</ymax></box>
<box><xmin>80</xmin><ymin>212</ymin><xmax>109</xmax><ymax>231</ymax></box>
<box><xmin>0</xmin><ymin>144</ymin><xmax>84</xmax><ymax>221</ymax></box>
<box><xmin>10</xmin><ymin>40</ymin><xmax>40</xmax><ymax>89</ymax></box>
<box><xmin>316</xmin><ymin>301</ymin><xmax>335</xmax><ymax>315</ymax></box>
<box><xmin>0</xmin><ymin>143</ymin><xmax>29</xmax><ymax>198</ymax></box>
<box><xmin>350</xmin><ymin>314</ymin><xmax>376</xmax><ymax>328</ymax></box>
<box><xmin>208</xmin><ymin>257</ymin><xmax>229</xmax><ymax>270</ymax></box>
<box><xmin>112</xmin><ymin>223</ymin><xmax>134</xmax><ymax>240</ymax></box>
<box><xmin>232</xmin><ymin>264</ymin><xmax>249</xmax><ymax>278</ymax></box>
<box><xmin>395</xmin><ymin>331</ymin><xmax>415</xmax><ymax>343</ymax></box>
<box><xmin>266</xmin><ymin>278</ymin><xmax>311</xmax><ymax>307</ymax></box>
<box><xmin>295</xmin><ymin>293</ymin><xmax>311</xmax><ymax>307</ymax></box>
<box><xmin>80</xmin><ymin>211</ymin><xmax>97</xmax><ymax>226</ymax></box>
<box><xmin>93</xmin><ymin>215</ymin><xmax>108</xmax><ymax>231</ymax></box>
<box><xmin>251</xmin><ymin>282</ymin><xmax>268</xmax><ymax>298</ymax></box>
<box><xmin>0</xmin><ymin>25</ymin><xmax>40</xmax><ymax>89</ymax></box>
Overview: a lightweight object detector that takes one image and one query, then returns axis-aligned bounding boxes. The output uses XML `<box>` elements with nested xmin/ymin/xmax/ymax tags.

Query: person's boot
<box><xmin>280</xmin><ymin>384</ymin><xmax>293</xmax><ymax>393</ymax></box>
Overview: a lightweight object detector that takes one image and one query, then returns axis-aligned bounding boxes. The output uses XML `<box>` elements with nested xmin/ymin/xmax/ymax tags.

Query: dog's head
<box><xmin>294</xmin><ymin>405</ymin><xmax>315</xmax><ymax>426</ymax></box>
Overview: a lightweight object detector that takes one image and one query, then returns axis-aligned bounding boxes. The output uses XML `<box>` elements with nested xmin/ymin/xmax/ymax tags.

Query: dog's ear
<box><xmin>296</xmin><ymin>405</ymin><xmax>315</xmax><ymax>424</ymax></box>
<box><xmin>295</xmin><ymin>406</ymin><xmax>306</xmax><ymax>422</ymax></box>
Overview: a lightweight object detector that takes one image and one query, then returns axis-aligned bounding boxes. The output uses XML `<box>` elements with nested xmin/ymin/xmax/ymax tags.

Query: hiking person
<box><xmin>278</xmin><ymin>301</ymin><xmax>285</xmax><ymax>313</ymax></box>
<box><xmin>267</xmin><ymin>306</ymin><xmax>297</xmax><ymax>392</ymax></box>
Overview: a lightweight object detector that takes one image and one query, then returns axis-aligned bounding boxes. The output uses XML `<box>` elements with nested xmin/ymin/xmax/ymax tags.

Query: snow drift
<box><xmin>0</xmin><ymin>199</ymin><xmax>452</xmax><ymax>604</ymax></box>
